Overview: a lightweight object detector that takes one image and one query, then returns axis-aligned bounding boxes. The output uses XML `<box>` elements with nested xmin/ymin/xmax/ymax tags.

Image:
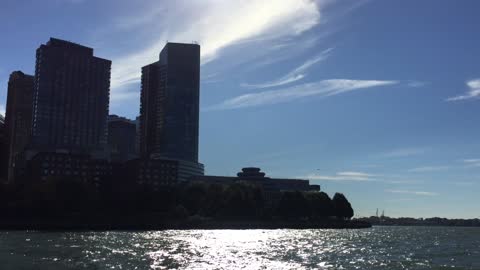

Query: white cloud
<box><xmin>446</xmin><ymin>79</ymin><xmax>480</xmax><ymax>101</ymax></box>
<box><xmin>304</xmin><ymin>171</ymin><xmax>376</xmax><ymax>181</ymax></box>
<box><xmin>0</xmin><ymin>104</ymin><xmax>5</xmax><ymax>116</ymax></box>
<box><xmin>407</xmin><ymin>166</ymin><xmax>450</xmax><ymax>173</ymax></box>
<box><xmin>241</xmin><ymin>48</ymin><xmax>333</xmax><ymax>89</ymax></box>
<box><xmin>110</xmin><ymin>0</ymin><xmax>325</xmax><ymax>91</ymax></box>
<box><xmin>206</xmin><ymin>79</ymin><xmax>398</xmax><ymax>110</ymax></box>
<box><xmin>381</xmin><ymin>147</ymin><xmax>426</xmax><ymax>158</ymax></box>
<box><xmin>386</xmin><ymin>189</ymin><xmax>439</xmax><ymax>196</ymax></box>
<box><xmin>241</xmin><ymin>74</ymin><xmax>306</xmax><ymax>89</ymax></box>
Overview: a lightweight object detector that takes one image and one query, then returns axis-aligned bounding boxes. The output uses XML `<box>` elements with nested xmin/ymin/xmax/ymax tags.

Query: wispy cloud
<box><xmin>407</xmin><ymin>166</ymin><xmax>450</xmax><ymax>173</ymax></box>
<box><xmin>407</xmin><ymin>80</ymin><xmax>429</xmax><ymax>88</ymax></box>
<box><xmin>386</xmin><ymin>189</ymin><xmax>439</xmax><ymax>196</ymax></box>
<box><xmin>381</xmin><ymin>147</ymin><xmax>426</xmax><ymax>158</ymax></box>
<box><xmin>241</xmin><ymin>48</ymin><xmax>333</xmax><ymax>89</ymax></box>
<box><xmin>109</xmin><ymin>0</ymin><xmax>325</xmax><ymax>91</ymax></box>
<box><xmin>384</xmin><ymin>178</ymin><xmax>424</xmax><ymax>185</ymax></box>
<box><xmin>206</xmin><ymin>79</ymin><xmax>398</xmax><ymax>110</ymax></box>
<box><xmin>304</xmin><ymin>171</ymin><xmax>376</xmax><ymax>181</ymax></box>
<box><xmin>462</xmin><ymin>159</ymin><xmax>480</xmax><ymax>167</ymax></box>
<box><xmin>446</xmin><ymin>79</ymin><xmax>480</xmax><ymax>101</ymax></box>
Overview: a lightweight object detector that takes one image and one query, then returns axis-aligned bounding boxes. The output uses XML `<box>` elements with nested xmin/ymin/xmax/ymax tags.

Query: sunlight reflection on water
<box><xmin>0</xmin><ymin>227</ymin><xmax>479</xmax><ymax>269</ymax></box>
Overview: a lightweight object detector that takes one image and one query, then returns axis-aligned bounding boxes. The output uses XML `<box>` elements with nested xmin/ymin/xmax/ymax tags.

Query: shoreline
<box><xmin>0</xmin><ymin>218</ymin><xmax>372</xmax><ymax>231</ymax></box>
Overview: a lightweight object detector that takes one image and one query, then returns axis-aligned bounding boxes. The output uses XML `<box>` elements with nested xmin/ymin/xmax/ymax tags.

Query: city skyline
<box><xmin>0</xmin><ymin>0</ymin><xmax>479</xmax><ymax>218</ymax></box>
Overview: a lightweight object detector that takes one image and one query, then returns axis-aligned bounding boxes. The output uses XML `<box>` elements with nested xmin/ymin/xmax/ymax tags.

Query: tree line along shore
<box><xmin>0</xmin><ymin>179</ymin><xmax>371</xmax><ymax>230</ymax></box>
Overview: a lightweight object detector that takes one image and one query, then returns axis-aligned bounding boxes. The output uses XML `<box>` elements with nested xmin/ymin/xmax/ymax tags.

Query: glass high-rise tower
<box><xmin>139</xmin><ymin>42</ymin><xmax>200</xmax><ymax>163</ymax></box>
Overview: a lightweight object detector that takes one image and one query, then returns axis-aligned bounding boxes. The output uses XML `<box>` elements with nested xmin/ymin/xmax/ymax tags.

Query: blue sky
<box><xmin>1</xmin><ymin>0</ymin><xmax>479</xmax><ymax>218</ymax></box>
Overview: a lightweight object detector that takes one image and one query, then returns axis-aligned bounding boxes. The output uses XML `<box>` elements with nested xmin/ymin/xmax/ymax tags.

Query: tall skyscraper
<box><xmin>139</xmin><ymin>42</ymin><xmax>200</xmax><ymax>163</ymax></box>
<box><xmin>4</xmin><ymin>71</ymin><xmax>34</xmax><ymax>181</ymax></box>
<box><xmin>31</xmin><ymin>38</ymin><xmax>111</xmax><ymax>157</ymax></box>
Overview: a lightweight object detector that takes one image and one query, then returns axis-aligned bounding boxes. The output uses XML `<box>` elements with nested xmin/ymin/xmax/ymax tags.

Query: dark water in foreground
<box><xmin>0</xmin><ymin>226</ymin><xmax>478</xmax><ymax>269</ymax></box>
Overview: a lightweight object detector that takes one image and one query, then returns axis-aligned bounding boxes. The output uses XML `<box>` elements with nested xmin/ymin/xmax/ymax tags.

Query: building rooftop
<box><xmin>9</xmin><ymin>71</ymin><xmax>34</xmax><ymax>80</ymax></box>
<box><xmin>108</xmin><ymin>115</ymin><xmax>135</xmax><ymax>124</ymax></box>
<box><xmin>46</xmin><ymin>37</ymin><xmax>94</xmax><ymax>54</ymax></box>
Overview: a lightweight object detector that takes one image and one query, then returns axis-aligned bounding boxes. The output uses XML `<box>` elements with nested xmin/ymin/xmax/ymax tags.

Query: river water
<box><xmin>0</xmin><ymin>226</ymin><xmax>478</xmax><ymax>269</ymax></box>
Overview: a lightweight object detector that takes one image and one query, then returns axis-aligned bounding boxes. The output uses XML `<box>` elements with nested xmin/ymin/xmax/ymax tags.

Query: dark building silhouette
<box><xmin>4</xmin><ymin>71</ymin><xmax>34</xmax><ymax>182</ymax></box>
<box><xmin>124</xmin><ymin>158</ymin><xmax>204</xmax><ymax>190</ymax></box>
<box><xmin>26</xmin><ymin>152</ymin><xmax>116</xmax><ymax>187</ymax></box>
<box><xmin>30</xmin><ymin>38</ymin><xmax>111</xmax><ymax>157</ymax></box>
<box><xmin>190</xmin><ymin>167</ymin><xmax>320</xmax><ymax>208</ymax></box>
<box><xmin>190</xmin><ymin>167</ymin><xmax>320</xmax><ymax>193</ymax></box>
<box><xmin>139</xmin><ymin>42</ymin><xmax>200</xmax><ymax>163</ymax></box>
<box><xmin>107</xmin><ymin>115</ymin><xmax>137</xmax><ymax>162</ymax></box>
<box><xmin>135</xmin><ymin>42</ymin><xmax>204</xmax><ymax>184</ymax></box>
<box><xmin>0</xmin><ymin>114</ymin><xmax>7</xmax><ymax>181</ymax></box>
<box><xmin>135</xmin><ymin>116</ymin><xmax>140</xmax><ymax>156</ymax></box>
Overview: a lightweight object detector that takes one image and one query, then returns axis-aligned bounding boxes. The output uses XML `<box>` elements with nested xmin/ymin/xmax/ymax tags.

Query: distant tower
<box><xmin>107</xmin><ymin>115</ymin><xmax>137</xmax><ymax>162</ymax></box>
<box><xmin>4</xmin><ymin>71</ymin><xmax>34</xmax><ymax>182</ymax></box>
<box><xmin>31</xmin><ymin>38</ymin><xmax>111</xmax><ymax>157</ymax></box>
<box><xmin>139</xmin><ymin>42</ymin><xmax>200</xmax><ymax>163</ymax></box>
<box><xmin>376</xmin><ymin>208</ymin><xmax>379</xmax><ymax>217</ymax></box>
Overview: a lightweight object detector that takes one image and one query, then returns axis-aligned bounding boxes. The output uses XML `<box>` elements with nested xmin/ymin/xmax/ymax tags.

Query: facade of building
<box><xmin>139</xmin><ymin>42</ymin><xmax>200</xmax><ymax>163</ymax></box>
<box><xmin>4</xmin><ymin>71</ymin><xmax>34</xmax><ymax>182</ymax></box>
<box><xmin>26</xmin><ymin>152</ymin><xmax>116</xmax><ymax>187</ymax></box>
<box><xmin>124</xmin><ymin>158</ymin><xmax>204</xmax><ymax>190</ymax></box>
<box><xmin>189</xmin><ymin>167</ymin><xmax>321</xmax><ymax>193</ymax></box>
<box><xmin>107</xmin><ymin>115</ymin><xmax>137</xmax><ymax>162</ymax></box>
<box><xmin>0</xmin><ymin>114</ymin><xmax>7</xmax><ymax>181</ymax></box>
<box><xmin>135</xmin><ymin>116</ymin><xmax>140</xmax><ymax>156</ymax></box>
<box><xmin>30</xmin><ymin>38</ymin><xmax>111</xmax><ymax>157</ymax></box>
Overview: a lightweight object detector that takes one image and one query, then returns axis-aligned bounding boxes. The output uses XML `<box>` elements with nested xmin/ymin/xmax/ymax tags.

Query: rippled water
<box><xmin>0</xmin><ymin>226</ymin><xmax>479</xmax><ymax>269</ymax></box>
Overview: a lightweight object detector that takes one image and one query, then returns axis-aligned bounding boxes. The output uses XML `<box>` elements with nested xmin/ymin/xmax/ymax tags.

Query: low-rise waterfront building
<box><xmin>189</xmin><ymin>167</ymin><xmax>320</xmax><ymax>192</ymax></box>
<box><xmin>124</xmin><ymin>158</ymin><xmax>204</xmax><ymax>190</ymax></box>
<box><xmin>25</xmin><ymin>152</ymin><xmax>116</xmax><ymax>187</ymax></box>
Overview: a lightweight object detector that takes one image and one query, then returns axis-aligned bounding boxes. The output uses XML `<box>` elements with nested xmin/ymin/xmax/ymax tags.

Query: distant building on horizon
<box><xmin>189</xmin><ymin>167</ymin><xmax>320</xmax><ymax>201</ymax></box>
<box><xmin>139</xmin><ymin>42</ymin><xmax>201</xmax><ymax>163</ymax></box>
<box><xmin>30</xmin><ymin>38</ymin><xmax>111</xmax><ymax>158</ymax></box>
<box><xmin>107</xmin><ymin>115</ymin><xmax>137</xmax><ymax>162</ymax></box>
<box><xmin>4</xmin><ymin>71</ymin><xmax>34</xmax><ymax>182</ymax></box>
<box><xmin>190</xmin><ymin>167</ymin><xmax>320</xmax><ymax>192</ymax></box>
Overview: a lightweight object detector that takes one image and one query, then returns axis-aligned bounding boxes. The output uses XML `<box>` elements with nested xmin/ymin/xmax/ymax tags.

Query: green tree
<box><xmin>276</xmin><ymin>191</ymin><xmax>310</xmax><ymax>218</ymax></box>
<box><xmin>305</xmin><ymin>191</ymin><xmax>334</xmax><ymax>218</ymax></box>
<box><xmin>332</xmin><ymin>193</ymin><xmax>354</xmax><ymax>220</ymax></box>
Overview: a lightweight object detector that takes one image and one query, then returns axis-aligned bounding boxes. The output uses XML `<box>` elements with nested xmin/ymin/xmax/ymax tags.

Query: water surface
<box><xmin>0</xmin><ymin>226</ymin><xmax>478</xmax><ymax>269</ymax></box>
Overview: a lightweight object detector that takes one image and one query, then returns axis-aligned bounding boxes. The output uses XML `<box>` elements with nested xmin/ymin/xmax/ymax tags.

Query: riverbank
<box><xmin>357</xmin><ymin>216</ymin><xmax>480</xmax><ymax>227</ymax></box>
<box><xmin>0</xmin><ymin>216</ymin><xmax>371</xmax><ymax>230</ymax></box>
